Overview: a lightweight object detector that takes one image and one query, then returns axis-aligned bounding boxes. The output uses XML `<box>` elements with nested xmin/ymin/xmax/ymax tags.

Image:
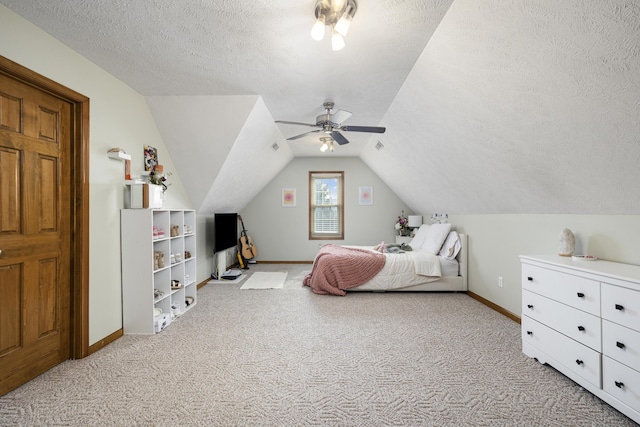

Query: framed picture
<box><xmin>359</xmin><ymin>186</ymin><xmax>373</xmax><ymax>205</ymax></box>
<box><xmin>282</xmin><ymin>188</ymin><xmax>296</xmax><ymax>207</ymax></box>
<box><xmin>144</xmin><ymin>145</ymin><xmax>158</xmax><ymax>171</ymax></box>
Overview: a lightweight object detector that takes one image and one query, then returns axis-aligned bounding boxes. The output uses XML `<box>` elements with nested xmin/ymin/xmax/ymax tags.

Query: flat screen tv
<box><xmin>214</xmin><ymin>213</ymin><xmax>238</xmax><ymax>253</ymax></box>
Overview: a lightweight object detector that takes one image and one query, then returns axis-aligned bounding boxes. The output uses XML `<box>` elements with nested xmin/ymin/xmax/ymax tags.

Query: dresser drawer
<box><xmin>603</xmin><ymin>320</ymin><xmax>640</xmax><ymax>369</ymax></box>
<box><xmin>522</xmin><ymin>263</ymin><xmax>600</xmax><ymax>315</ymax></box>
<box><xmin>522</xmin><ymin>289</ymin><xmax>601</xmax><ymax>351</ymax></box>
<box><xmin>601</xmin><ymin>283</ymin><xmax>640</xmax><ymax>332</ymax></box>
<box><xmin>522</xmin><ymin>316</ymin><xmax>601</xmax><ymax>388</ymax></box>
<box><xmin>603</xmin><ymin>356</ymin><xmax>640</xmax><ymax>413</ymax></box>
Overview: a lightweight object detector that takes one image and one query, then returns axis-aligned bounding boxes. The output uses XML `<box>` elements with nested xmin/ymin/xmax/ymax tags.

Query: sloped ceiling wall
<box><xmin>363</xmin><ymin>1</ymin><xmax>640</xmax><ymax>215</ymax></box>
<box><xmin>147</xmin><ymin>95</ymin><xmax>293</xmax><ymax>213</ymax></box>
<box><xmin>4</xmin><ymin>0</ymin><xmax>637</xmax><ymax>215</ymax></box>
<box><xmin>150</xmin><ymin>0</ymin><xmax>640</xmax><ymax>216</ymax></box>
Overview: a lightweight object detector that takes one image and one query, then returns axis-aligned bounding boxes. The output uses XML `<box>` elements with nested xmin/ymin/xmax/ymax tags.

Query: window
<box><xmin>309</xmin><ymin>171</ymin><xmax>344</xmax><ymax>240</ymax></box>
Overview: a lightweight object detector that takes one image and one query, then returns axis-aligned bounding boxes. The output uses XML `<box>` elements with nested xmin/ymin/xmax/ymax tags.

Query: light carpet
<box><xmin>0</xmin><ymin>263</ymin><xmax>637</xmax><ymax>426</ymax></box>
<box><xmin>240</xmin><ymin>271</ymin><xmax>287</xmax><ymax>289</ymax></box>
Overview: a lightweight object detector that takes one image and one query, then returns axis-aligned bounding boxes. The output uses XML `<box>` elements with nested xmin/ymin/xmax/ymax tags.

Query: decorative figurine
<box><xmin>559</xmin><ymin>228</ymin><xmax>575</xmax><ymax>256</ymax></box>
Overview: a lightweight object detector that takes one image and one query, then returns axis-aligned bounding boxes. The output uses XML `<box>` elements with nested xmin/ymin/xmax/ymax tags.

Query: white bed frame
<box><xmin>349</xmin><ymin>233</ymin><xmax>468</xmax><ymax>292</ymax></box>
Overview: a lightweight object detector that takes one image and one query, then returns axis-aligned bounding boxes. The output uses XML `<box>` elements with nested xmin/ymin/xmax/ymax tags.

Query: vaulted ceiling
<box><xmin>3</xmin><ymin>0</ymin><xmax>639</xmax><ymax>214</ymax></box>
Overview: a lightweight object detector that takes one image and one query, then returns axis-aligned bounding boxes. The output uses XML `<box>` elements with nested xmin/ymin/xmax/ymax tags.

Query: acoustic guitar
<box><xmin>238</xmin><ymin>215</ymin><xmax>257</xmax><ymax>260</ymax></box>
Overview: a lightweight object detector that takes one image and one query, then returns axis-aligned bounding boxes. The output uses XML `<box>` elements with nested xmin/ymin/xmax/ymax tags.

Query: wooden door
<box><xmin>0</xmin><ymin>72</ymin><xmax>73</xmax><ymax>395</ymax></box>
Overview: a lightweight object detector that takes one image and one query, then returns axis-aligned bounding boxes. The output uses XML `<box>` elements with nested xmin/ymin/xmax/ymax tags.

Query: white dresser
<box><xmin>520</xmin><ymin>255</ymin><xmax>640</xmax><ymax>424</ymax></box>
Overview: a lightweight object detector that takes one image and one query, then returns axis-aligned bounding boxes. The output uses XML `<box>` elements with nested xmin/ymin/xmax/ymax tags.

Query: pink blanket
<box><xmin>303</xmin><ymin>244</ymin><xmax>386</xmax><ymax>296</ymax></box>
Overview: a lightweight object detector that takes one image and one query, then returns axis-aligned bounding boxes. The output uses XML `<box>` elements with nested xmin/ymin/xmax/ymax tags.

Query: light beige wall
<box><xmin>240</xmin><ymin>157</ymin><xmax>412</xmax><ymax>261</ymax></box>
<box><xmin>0</xmin><ymin>6</ymin><xmax>192</xmax><ymax>344</ymax></box>
<box><xmin>449</xmin><ymin>214</ymin><xmax>640</xmax><ymax>316</ymax></box>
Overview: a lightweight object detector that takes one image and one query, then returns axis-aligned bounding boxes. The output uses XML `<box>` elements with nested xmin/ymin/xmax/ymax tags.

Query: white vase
<box><xmin>558</xmin><ymin>228</ymin><xmax>575</xmax><ymax>256</ymax></box>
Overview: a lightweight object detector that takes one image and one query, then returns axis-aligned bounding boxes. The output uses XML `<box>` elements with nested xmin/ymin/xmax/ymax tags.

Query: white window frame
<box><xmin>309</xmin><ymin>171</ymin><xmax>344</xmax><ymax>240</ymax></box>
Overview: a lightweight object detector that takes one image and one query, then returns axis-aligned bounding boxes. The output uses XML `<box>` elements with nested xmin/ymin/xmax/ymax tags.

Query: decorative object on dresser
<box><xmin>520</xmin><ymin>255</ymin><xmax>640</xmax><ymax>424</ymax></box>
<box><xmin>121</xmin><ymin>209</ymin><xmax>197</xmax><ymax>334</ymax></box>
<box><xmin>558</xmin><ymin>228</ymin><xmax>576</xmax><ymax>256</ymax></box>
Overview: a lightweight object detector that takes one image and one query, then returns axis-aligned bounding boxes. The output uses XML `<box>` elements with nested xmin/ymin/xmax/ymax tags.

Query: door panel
<box><xmin>38</xmin><ymin>155</ymin><xmax>58</xmax><ymax>232</ymax></box>
<box><xmin>0</xmin><ymin>92</ymin><xmax>21</xmax><ymax>132</ymax></box>
<box><xmin>0</xmin><ymin>71</ymin><xmax>71</xmax><ymax>395</ymax></box>
<box><xmin>0</xmin><ymin>263</ymin><xmax>21</xmax><ymax>356</ymax></box>
<box><xmin>0</xmin><ymin>148</ymin><xmax>20</xmax><ymax>234</ymax></box>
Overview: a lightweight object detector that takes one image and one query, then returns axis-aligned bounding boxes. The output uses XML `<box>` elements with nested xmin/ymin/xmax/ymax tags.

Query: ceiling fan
<box><xmin>275</xmin><ymin>102</ymin><xmax>386</xmax><ymax>146</ymax></box>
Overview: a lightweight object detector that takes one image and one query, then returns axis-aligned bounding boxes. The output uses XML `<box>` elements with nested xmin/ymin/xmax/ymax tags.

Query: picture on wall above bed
<box><xmin>358</xmin><ymin>186</ymin><xmax>373</xmax><ymax>205</ymax></box>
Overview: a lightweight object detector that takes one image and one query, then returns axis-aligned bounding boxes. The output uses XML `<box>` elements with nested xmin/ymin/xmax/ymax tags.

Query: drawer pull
<box><xmin>526</xmin><ymin>331</ymin><xmax>533</xmax><ymax>336</ymax></box>
<box><xmin>616</xmin><ymin>341</ymin><xmax>626</xmax><ymax>349</ymax></box>
<box><xmin>577</xmin><ymin>326</ymin><xmax>585</xmax><ymax>332</ymax></box>
<box><xmin>615</xmin><ymin>304</ymin><xmax>624</xmax><ymax>311</ymax></box>
<box><xmin>615</xmin><ymin>381</ymin><xmax>624</xmax><ymax>389</ymax></box>
<box><xmin>527</xmin><ymin>277</ymin><xmax>533</xmax><ymax>281</ymax></box>
<box><xmin>576</xmin><ymin>292</ymin><xmax>585</xmax><ymax>298</ymax></box>
<box><xmin>576</xmin><ymin>359</ymin><xmax>584</xmax><ymax>365</ymax></box>
<box><xmin>527</xmin><ymin>304</ymin><xmax>533</xmax><ymax>309</ymax></box>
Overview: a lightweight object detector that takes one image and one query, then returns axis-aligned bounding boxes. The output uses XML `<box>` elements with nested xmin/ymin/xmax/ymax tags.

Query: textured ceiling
<box><xmin>3</xmin><ymin>0</ymin><xmax>640</xmax><ymax>214</ymax></box>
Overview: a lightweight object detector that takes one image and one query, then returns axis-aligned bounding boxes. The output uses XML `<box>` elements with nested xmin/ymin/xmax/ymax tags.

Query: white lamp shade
<box><xmin>331</xmin><ymin>31</ymin><xmax>345</xmax><ymax>51</ymax></box>
<box><xmin>334</xmin><ymin>14</ymin><xmax>352</xmax><ymax>36</ymax></box>
<box><xmin>408</xmin><ymin>215</ymin><xmax>423</xmax><ymax>228</ymax></box>
<box><xmin>311</xmin><ymin>18</ymin><xmax>326</xmax><ymax>40</ymax></box>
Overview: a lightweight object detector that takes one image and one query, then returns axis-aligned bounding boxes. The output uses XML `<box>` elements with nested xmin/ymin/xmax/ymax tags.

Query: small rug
<box><xmin>240</xmin><ymin>271</ymin><xmax>287</xmax><ymax>290</ymax></box>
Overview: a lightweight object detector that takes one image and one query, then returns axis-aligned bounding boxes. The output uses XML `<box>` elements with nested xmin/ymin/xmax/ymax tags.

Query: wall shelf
<box><xmin>107</xmin><ymin>150</ymin><xmax>131</xmax><ymax>161</ymax></box>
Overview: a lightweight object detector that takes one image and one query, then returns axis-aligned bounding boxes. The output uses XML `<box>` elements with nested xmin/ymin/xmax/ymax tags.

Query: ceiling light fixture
<box><xmin>311</xmin><ymin>0</ymin><xmax>357</xmax><ymax>51</ymax></box>
<box><xmin>320</xmin><ymin>137</ymin><xmax>334</xmax><ymax>153</ymax></box>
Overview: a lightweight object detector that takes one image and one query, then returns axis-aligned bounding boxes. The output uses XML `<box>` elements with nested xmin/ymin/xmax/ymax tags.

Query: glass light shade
<box><xmin>334</xmin><ymin>14</ymin><xmax>352</xmax><ymax>37</ymax></box>
<box><xmin>331</xmin><ymin>31</ymin><xmax>345</xmax><ymax>51</ymax></box>
<box><xmin>408</xmin><ymin>215</ymin><xmax>423</xmax><ymax>228</ymax></box>
<box><xmin>311</xmin><ymin>17</ymin><xmax>326</xmax><ymax>41</ymax></box>
<box><xmin>320</xmin><ymin>142</ymin><xmax>328</xmax><ymax>152</ymax></box>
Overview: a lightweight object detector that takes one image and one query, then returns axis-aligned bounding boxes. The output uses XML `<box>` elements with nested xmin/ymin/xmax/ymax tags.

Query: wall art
<box><xmin>282</xmin><ymin>188</ymin><xmax>296</xmax><ymax>207</ymax></box>
<box><xmin>359</xmin><ymin>186</ymin><xmax>373</xmax><ymax>205</ymax></box>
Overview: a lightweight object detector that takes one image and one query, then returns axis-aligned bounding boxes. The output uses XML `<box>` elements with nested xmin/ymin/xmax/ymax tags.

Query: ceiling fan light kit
<box><xmin>320</xmin><ymin>137</ymin><xmax>334</xmax><ymax>152</ymax></box>
<box><xmin>275</xmin><ymin>101</ymin><xmax>385</xmax><ymax>152</ymax></box>
<box><xmin>311</xmin><ymin>0</ymin><xmax>357</xmax><ymax>51</ymax></box>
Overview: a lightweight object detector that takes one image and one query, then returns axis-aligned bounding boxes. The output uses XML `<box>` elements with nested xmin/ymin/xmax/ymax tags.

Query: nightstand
<box><xmin>395</xmin><ymin>236</ymin><xmax>412</xmax><ymax>245</ymax></box>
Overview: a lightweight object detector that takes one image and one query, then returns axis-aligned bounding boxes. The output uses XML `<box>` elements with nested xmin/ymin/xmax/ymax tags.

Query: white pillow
<box><xmin>421</xmin><ymin>223</ymin><xmax>452</xmax><ymax>254</ymax></box>
<box><xmin>438</xmin><ymin>231</ymin><xmax>461</xmax><ymax>260</ymax></box>
<box><xmin>409</xmin><ymin>224</ymin><xmax>430</xmax><ymax>249</ymax></box>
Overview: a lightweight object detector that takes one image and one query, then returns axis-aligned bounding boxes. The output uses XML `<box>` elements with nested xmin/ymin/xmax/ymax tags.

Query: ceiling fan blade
<box><xmin>330</xmin><ymin>109</ymin><xmax>352</xmax><ymax>125</ymax></box>
<box><xmin>340</xmin><ymin>125</ymin><xmax>386</xmax><ymax>133</ymax></box>
<box><xmin>332</xmin><ymin>131</ymin><xmax>350</xmax><ymax>145</ymax></box>
<box><xmin>287</xmin><ymin>129</ymin><xmax>321</xmax><ymax>140</ymax></box>
<box><xmin>275</xmin><ymin>120</ymin><xmax>318</xmax><ymax>128</ymax></box>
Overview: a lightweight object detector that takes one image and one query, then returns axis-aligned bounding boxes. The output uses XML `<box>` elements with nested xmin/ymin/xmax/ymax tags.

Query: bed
<box><xmin>303</xmin><ymin>228</ymin><xmax>467</xmax><ymax>296</ymax></box>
